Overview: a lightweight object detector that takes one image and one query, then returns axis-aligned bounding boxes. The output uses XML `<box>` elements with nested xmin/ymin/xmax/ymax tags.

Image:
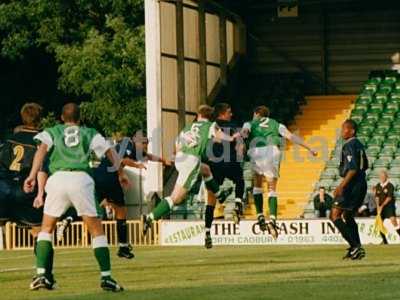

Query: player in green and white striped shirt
<box><xmin>242</xmin><ymin>105</ymin><xmax>317</xmax><ymax>239</ymax></box>
<box><xmin>24</xmin><ymin>103</ymin><xmax>126</xmax><ymax>292</ymax></box>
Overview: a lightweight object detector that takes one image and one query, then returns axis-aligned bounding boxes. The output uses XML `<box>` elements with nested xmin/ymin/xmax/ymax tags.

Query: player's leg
<box><xmin>113</xmin><ymin>204</ymin><xmax>134</xmax><ymax>259</ymax></box>
<box><xmin>202</xmin><ymin>163</ymin><xmax>232</xmax><ymax>204</ymax></box>
<box><xmin>226</xmin><ymin>162</ymin><xmax>245</xmax><ymax>223</ymax></box>
<box><xmin>70</xmin><ymin>173</ymin><xmax>123</xmax><ymax>292</ymax></box>
<box><xmin>253</xmin><ymin>173</ymin><xmax>267</xmax><ymax>232</ymax></box>
<box><xmin>204</xmin><ymin>190</ymin><xmax>217</xmax><ymax>249</ymax></box>
<box><xmin>330</xmin><ymin>207</ymin><xmax>355</xmax><ymax>257</ymax></box>
<box><xmin>30</xmin><ymin>214</ymin><xmax>58</xmax><ymax>290</ymax></box>
<box><xmin>143</xmin><ymin>154</ymin><xmax>201</xmax><ymax>234</ymax></box>
<box><xmin>82</xmin><ymin>216</ymin><xmax>123</xmax><ymax>292</ymax></box>
<box><xmin>265</xmin><ymin>178</ymin><xmax>279</xmax><ymax>239</ymax></box>
<box><xmin>56</xmin><ymin>207</ymin><xmax>78</xmax><ymax>242</ymax></box>
<box><xmin>344</xmin><ymin>181</ymin><xmax>367</xmax><ymax>259</ymax></box>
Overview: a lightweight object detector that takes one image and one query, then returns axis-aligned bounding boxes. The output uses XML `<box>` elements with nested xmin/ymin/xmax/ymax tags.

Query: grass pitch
<box><xmin>0</xmin><ymin>245</ymin><xmax>399</xmax><ymax>300</ymax></box>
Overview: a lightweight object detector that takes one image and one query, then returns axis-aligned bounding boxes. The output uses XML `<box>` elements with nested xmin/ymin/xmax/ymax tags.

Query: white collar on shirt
<box><xmin>380</xmin><ymin>180</ymin><xmax>390</xmax><ymax>188</ymax></box>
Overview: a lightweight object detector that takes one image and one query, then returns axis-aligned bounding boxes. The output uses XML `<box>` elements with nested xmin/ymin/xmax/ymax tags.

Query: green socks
<box><xmin>253</xmin><ymin>188</ymin><xmax>264</xmax><ymax>215</ymax></box>
<box><xmin>93</xmin><ymin>235</ymin><xmax>111</xmax><ymax>278</ymax></box>
<box><xmin>151</xmin><ymin>197</ymin><xmax>174</xmax><ymax>220</ymax></box>
<box><xmin>268</xmin><ymin>196</ymin><xmax>278</xmax><ymax>220</ymax></box>
<box><xmin>36</xmin><ymin>232</ymin><xmax>54</xmax><ymax>276</ymax></box>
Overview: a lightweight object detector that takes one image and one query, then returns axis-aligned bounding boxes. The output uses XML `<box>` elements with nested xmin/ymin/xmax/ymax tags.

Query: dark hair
<box><xmin>62</xmin><ymin>103</ymin><xmax>80</xmax><ymax>123</ymax></box>
<box><xmin>343</xmin><ymin>119</ymin><xmax>357</xmax><ymax>135</ymax></box>
<box><xmin>20</xmin><ymin>103</ymin><xmax>43</xmax><ymax>127</ymax></box>
<box><xmin>319</xmin><ymin>186</ymin><xmax>325</xmax><ymax>191</ymax></box>
<box><xmin>254</xmin><ymin>105</ymin><xmax>270</xmax><ymax>118</ymax></box>
<box><xmin>214</xmin><ymin>103</ymin><xmax>231</xmax><ymax>118</ymax></box>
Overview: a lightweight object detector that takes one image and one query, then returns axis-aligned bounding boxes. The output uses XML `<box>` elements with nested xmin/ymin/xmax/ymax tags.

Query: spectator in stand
<box><xmin>357</xmin><ymin>187</ymin><xmax>377</xmax><ymax>217</ymax></box>
<box><xmin>313</xmin><ymin>187</ymin><xmax>333</xmax><ymax>218</ymax></box>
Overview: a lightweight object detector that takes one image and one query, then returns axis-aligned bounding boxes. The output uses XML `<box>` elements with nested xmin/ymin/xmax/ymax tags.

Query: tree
<box><xmin>0</xmin><ymin>0</ymin><xmax>146</xmax><ymax>136</ymax></box>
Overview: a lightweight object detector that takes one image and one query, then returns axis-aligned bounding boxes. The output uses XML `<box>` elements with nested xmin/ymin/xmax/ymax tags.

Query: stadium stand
<box><xmin>305</xmin><ymin>72</ymin><xmax>400</xmax><ymax>218</ymax></box>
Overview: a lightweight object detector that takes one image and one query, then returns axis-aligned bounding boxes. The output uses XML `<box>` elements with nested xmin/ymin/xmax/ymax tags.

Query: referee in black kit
<box><xmin>330</xmin><ymin>119</ymin><xmax>368</xmax><ymax>260</ymax></box>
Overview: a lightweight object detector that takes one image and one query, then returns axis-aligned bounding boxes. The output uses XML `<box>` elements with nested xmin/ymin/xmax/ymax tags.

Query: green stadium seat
<box><xmin>367</xmin><ymin>136</ymin><xmax>385</xmax><ymax>147</ymax></box>
<box><xmin>374</xmin><ymin>94</ymin><xmax>388</xmax><ymax>103</ymax></box>
<box><xmin>373</xmin><ymin>159</ymin><xmax>390</xmax><ymax>168</ymax></box>
<box><xmin>383</xmin><ymin>77</ymin><xmax>397</xmax><ymax>85</ymax></box>
<box><xmin>358</xmin><ymin>127</ymin><xmax>373</xmax><ymax>137</ymax></box>
<box><xmin>390</xmin><ymin>158</ymin><xmax>400</xmax><ymax>167</ymax></box>
<box><xmin>350</xmin><ymin>115</ymin><xmax>363</xmax><ymax>124</ymax></box>
<box><xmin>373</xmin><ymin>127</ymin><xmax>387</xmax><ymax>136</ymax></box>
<box><xmin>376</xmin><ymin>120</ymin><xmax>391</xmax><ymax>128</ymax></box>
<box><xmin>369</xmin><ymin>103</ymin><xmax>384</xmax><ymax>111</ymax></box>
<box><xmin>359</xmin><ymin>118</ymin><xmax>376</xmax><ymax>127</ymax></box>
<box><xmin>367</xmin><ymin>78</ymin><xmax>382</xmax><ymax>85</ymax></box>
<box><xmin>389</xmin><ymin>168</ymin><xmax>400</xmax><ymax>178</ymax></box>
<box><xmin>363</xmin><ymin>85</ymin><xmax>377</xmax><ymax>93</ymax></box>
<box><xmin>385</xmin><ymin>102</ymin><xmax>399</xmax><ymax>110</ymax></box>
<box><xmin>366</xmin><ymin>148</ymin><xmax>379</xmax><ymax>158</ymax></box>
<box><xmin>326</xmin><ymin>158</ymin><xmax>340</xmax><ymax>168</ymax></box>
<box><xmin>392</xmin><ymin>123</ymin><xmax>400</xmax><ymax>130</ymax></box>
<box><xmin>380</xmin><ymin>114</ymin><xmax>394</xmax><ymax>123</ymax></box>
<box><xmin>364</xmin><ymin>114</ymin><xmax>380</xmax><ymax>123</ymax></box>
<box><xmin>380</xmin><ymin>147</ymin><xmax>395</xmax><ymax>158</ymax></box>
<box><xmin>320</xmin><ymin>168</ymin><xmax>339</xmax><ymax>180</ymax></box>
<box><xmin>355</xmin><ymin>98</ymin><xmax>370</xmax><ymax>107</ymax></box>
<box><xmin>388</xmin><ymin>129</ymin><xmax>400</xmax><ymax>137</ymax></box>
<box><xmin>391</xmin><ymin>92</ymin><xmax>400</xmax><ymax>100</ymax></box>
<box><xmin>377</xmin><ymin>86</ymin><xmax>392</xmax><ymax>94</ymax></box>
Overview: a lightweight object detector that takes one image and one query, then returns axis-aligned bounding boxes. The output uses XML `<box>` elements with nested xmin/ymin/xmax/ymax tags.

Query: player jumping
<box><xmin>141</xmin><ymin>105</ymin><xmax>236</xmax><ymax>236</ymax></box>
<box><xmin>242</xmin><ymin>105</ymin><xmax>317</xmax><ymax>239</ymax></box>
<box><xmin>24</xmin><ymin>103</ymin><xmax>126</xmax><ymax>292</ymax></box>
<box><xmin>331</xmin><ymin>119</ymin><xmax>368</xmax><ymax>260</ymax></box>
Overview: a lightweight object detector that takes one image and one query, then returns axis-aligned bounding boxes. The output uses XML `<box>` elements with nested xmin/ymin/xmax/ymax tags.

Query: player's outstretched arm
<box><xmin>24</xmin><ymin>143</ymin><xmax>48</xmax><ymax>193</ymax></box>
<box><xmin>279</xmin><ymin>125</ymin><xmax>317</xmax><ymax>156</ymax></box>
<box><xmin>122</xmin><ymin>157</ymin><xmax>146</xmax><ymax>169</ymax></box>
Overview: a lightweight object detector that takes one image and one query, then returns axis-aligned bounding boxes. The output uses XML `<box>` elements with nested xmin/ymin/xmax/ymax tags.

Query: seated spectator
<box><xmin>313</xmin><ymin>187</ymin><xmax>333</xmax><ymax>218</ymax></box>
<box><xmin>357</xmin><ymin>187</ymin><xmax>377</xmax><ymax>217</ymax></box>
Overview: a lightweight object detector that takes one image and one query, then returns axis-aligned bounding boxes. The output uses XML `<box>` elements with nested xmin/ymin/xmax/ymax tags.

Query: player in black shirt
<box><xmin>374</xmin><ymin>170</ymin><xmax>400</xmax><ymax>244</ymax></box>
<box><xmin>331</xmin><ymin>119</ymin><xmax>368</xmax><ymax>260</ymax></box>
<box><xmin>0</xmin><ymin>103</ymin><xmax>44</xmax><ymax>233</ymax></box>
<box><xmin>204</xmin><ymin>103</ymin><xmax>244</xmax><ymax>248</ymax></box>
<box><xmin>94</xmin><ymin>132</ymin><xmax>172</xmax><ymax>258</ymax></box>
<box><xmin>94</xmin><ymin>136</ymin><xmax>146</xmax><ymax>259</ymax></box>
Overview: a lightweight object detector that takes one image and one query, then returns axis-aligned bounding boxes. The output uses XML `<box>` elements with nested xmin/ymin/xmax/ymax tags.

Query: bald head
<box><xmin>62</xmin><ymin>103</ymin><xmax>80</xmax><ymax>123</ymax></box>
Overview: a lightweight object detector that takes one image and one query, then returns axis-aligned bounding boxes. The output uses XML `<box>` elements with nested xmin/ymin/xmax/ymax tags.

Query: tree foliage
<box><xmin>0</xmin><ymin>0</ymin><xmax>146</xmax><ymax>136</ymax></box>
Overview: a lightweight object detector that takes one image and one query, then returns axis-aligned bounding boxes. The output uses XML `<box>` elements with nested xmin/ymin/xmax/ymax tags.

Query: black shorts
<box><xmin>0</xmin><ymin>179</ymin><xmax>43</xmax><ymax>227</ymax></box>
<box><xmin>333</xmin><ymin>179</ymin><xmax>367</xmax><ymax>212</ymax></box>
<box><xmin>381</xmin><ymin>203</ymin><xmax>396</xmax><ymax>219</ymax></box>
<box><xmin>93</xmin><ymin>172</ymin><xmax>125</xmax><ymax>206</ymax></box>
<box><xmin>208</xmin><ymin>161</ymin><xmax>243</xmax><ymax>186</ymax></box>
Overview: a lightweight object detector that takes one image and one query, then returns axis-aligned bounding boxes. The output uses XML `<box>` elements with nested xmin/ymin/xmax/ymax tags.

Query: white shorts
<box><xmin>175</xmin><ymin>152</ymin><xmax>201</xmax><ymax>190</ymax></box>
<box><xmin>44</xmin><ymin>171</ymin><xmax>100</xmax><ymax>218</ymax></box>
<box><xmin>248</xmin><ymin>145</ymin><xmax>281</xmax><ymax>179</ymax></box>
